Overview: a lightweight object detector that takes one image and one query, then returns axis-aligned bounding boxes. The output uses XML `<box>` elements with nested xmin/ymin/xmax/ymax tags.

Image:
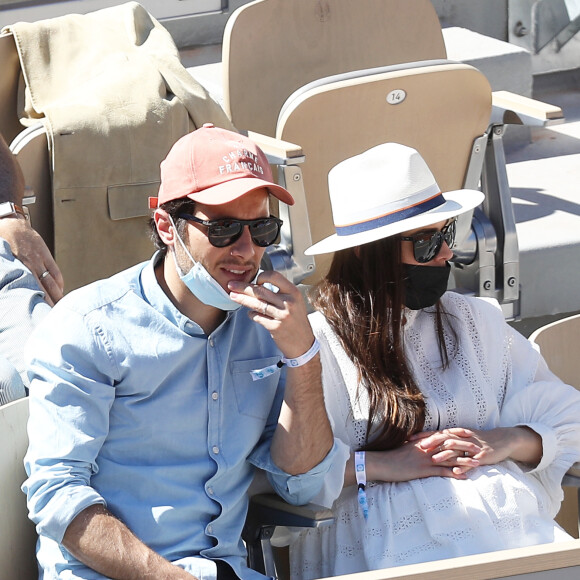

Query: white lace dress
<box><xmin>289</xmin><ymin>293</ymin><xmax>580</xmax><ymax>579</ymax></box>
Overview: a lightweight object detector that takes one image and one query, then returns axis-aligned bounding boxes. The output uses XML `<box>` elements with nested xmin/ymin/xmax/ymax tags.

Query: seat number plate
<box><xmin>386</xmin><ymin>89</ymin><xmax>406</xmax><ymax>105</ymax></box>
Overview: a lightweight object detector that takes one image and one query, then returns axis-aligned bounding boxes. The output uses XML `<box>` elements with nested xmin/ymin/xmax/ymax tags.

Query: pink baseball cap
<box><xmin>149</xmin><ymin>124</ymin><xmax>294</xmax><ymax>208</ymax></box>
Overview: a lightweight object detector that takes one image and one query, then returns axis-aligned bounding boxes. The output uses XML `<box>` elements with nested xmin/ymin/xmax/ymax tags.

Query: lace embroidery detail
<box><xmin>424</xmin><ymin>494</ymin><xmax>462</xmax><ymax>512</ymax></box>
<box><xmin>353</xmin><ymin>419</ymin><xmax>367</xmax><ymax>449</ymax></box>
<box><xmin>392</xmin><ymin>510</ymin><xmax>424</xmax><ymax>534</ymax></box>
<box><xmin>406</xmin><ymin>316</ymin><xmax>458</xmax><ymax>429</ymax></box>
<box><xmin>385</xmin><ymin>540</ymin><xmax>440</xmax><ymax>564</ymax></box>
<box><xmin>337</xmin><ymin>534</ymin><xmax>364</xmax><ymax>559</ymax></box>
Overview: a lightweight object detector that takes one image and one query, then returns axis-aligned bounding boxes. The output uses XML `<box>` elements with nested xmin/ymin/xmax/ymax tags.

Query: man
<box><xmin>0</xmin><ymin>134</ymin><xmax>62</xmax><ymax>402</ymax></box>
<box><xmin>24</xmin><ymin>124</ymin><xmax>340</xmax><ymax>579</ymax></box>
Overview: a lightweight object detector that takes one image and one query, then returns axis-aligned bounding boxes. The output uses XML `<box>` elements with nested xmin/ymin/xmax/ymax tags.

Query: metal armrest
<box><xmin>243</xmin><ymin>493</ymin><xmax>334</xmax><ymax>578</ymax></box>
<box><xmin>459</xmin><ymin>90</ymin><xmax>562</xmax><ymax>319</ymax></box>
<box><xmin>246</xmin><ymin>131</ymin><xmax>304</xmax><ymax>165</ymax></box>
<box><xmin>246</xmin><ymin>492</ymin><xmax>333</xmax><ymax>529</ymax></box>
<box><xmin>477</xmin><ymin>90</ymin><xmax>563</xmax><ymax>320</ymax></box>
<box><xmin>491</xmin><ymin>90</ymin><xmax>564</xmax><ymax>127</ymax></box>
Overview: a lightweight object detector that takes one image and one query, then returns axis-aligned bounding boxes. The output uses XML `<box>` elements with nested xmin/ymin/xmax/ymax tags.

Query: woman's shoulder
<box><xmin>442</xmin><ymin>291</ymin><xmax>506</xmax><ymax>323</ymax></box>
<box><xmin>308</xmin><ymin>309</ymin><xmax>331</xmax><ymax>333</ymax></box>
<box><xmin>308</xmin><ymin>310</ymin><xmax>345</xmax><ymax>354</ymax></box>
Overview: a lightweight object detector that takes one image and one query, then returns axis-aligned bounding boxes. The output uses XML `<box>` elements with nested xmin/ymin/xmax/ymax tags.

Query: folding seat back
<box><xmin>275</xmin><ymin>61</ymin><xmax>491</xmax><ymax>283</ymax></box>
<box><xmin>529</xmin><ymin>314</ymin><xmax>580</xmax><ymax>389</ymax></box>
<box><xmin>0</xmin><ymin>397</ymin><xmax>37</xmax><ymax>580</ymax></box>
<box><xmin>221</xmin><ymin>0</ymin><xmax>491</xmax><ymax>287</ymax></box>
<box><xmin>321</xmin><ymin>541</ymin><xmax>580</xmax><ymax>579</ymax></box>
<box><xmin>223</xmin><ymin>0</ymin><xmax>447</xmax><ymax>137</ymax></box>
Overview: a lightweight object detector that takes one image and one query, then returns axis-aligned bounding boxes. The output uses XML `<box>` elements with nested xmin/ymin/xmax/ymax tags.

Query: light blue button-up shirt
<box><xmin>23</xmin><ymin>254</ymin><xmax>336</xmax><ymax>579</ymax></box>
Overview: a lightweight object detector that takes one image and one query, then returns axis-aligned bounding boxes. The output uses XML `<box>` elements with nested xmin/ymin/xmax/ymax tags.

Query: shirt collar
<box><xmin>139</xmin><ymin>252</ymin><xmax>235</xmax><ymax>337</ymax></box>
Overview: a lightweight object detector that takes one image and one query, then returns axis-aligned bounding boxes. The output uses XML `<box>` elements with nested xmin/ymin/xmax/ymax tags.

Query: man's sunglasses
<box><xmin>178</xmin><ymin>213</ymin><xmax>283</xmax><ymax>248</ymax></box>
<box><xmin>399</xmin><ymin>219</ymin><xmax>456</xmax><ymax>263</ymax></box>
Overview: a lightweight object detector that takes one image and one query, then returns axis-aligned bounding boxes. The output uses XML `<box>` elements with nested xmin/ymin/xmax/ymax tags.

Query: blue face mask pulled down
<box><xmin>169</xmin><ymin>216</ymin><xmax>242</xmax><ymax>312</ymax></box>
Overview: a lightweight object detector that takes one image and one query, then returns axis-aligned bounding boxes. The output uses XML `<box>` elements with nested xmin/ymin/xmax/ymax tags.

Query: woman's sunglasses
<box><xmin>178</xmin><ymin>213</ymin><xmax>283</xmax><ymax>248</ymax></box>
<box><xmin>399</xmin><ymin>219</ymin><xmax>456</xmax><ymax>263</ymax></box>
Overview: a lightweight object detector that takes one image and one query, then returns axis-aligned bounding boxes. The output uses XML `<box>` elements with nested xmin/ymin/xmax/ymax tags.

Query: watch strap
<box><xmin>0</xmin><ymin>202</ymin><xmax>27</xmax><ymax>219</ymax></box>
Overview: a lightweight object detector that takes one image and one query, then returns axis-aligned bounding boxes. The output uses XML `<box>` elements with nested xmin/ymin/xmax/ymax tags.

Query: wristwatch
<box><xmin>0</xmin><ymin>201</ymin><xmax>27</xmax><ymax>219</ymax></box>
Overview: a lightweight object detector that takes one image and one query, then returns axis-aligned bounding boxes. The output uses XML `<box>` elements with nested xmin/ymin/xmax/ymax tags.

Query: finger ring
<box><xmin>463</xmin><ymin>451</ymin><xmax>469</xmax><ymax>457</ymax></box>
<box><xmin>40</xmin><ymin>270</ymin><xmax>50</xmax><ymax>280</ymax></box>
<box><xmin>261</xmin><ymin>302</ymin><xmax>268</xmax><ymax>316</ymax></box>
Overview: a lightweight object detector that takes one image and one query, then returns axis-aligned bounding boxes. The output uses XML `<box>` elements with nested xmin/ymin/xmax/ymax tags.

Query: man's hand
<box><xmin>228</xmin><ymin>270</ymin><xmax>314</xmax><ymax>358</ymax></box>
<box><xmin>0</xmin><ymin>216</ymin><xmax>64</xmax><ymax>305</ymax></box>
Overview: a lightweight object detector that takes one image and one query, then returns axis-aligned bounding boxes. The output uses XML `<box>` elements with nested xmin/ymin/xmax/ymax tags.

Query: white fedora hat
<box><xmin>305</xmin><ymin>143</ymin><xmax>484</xmax><ymax>255</ymax></box>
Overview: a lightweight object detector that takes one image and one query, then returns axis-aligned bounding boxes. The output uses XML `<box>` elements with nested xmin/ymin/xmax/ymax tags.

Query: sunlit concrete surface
<box><xmin>506</xmin><ymin>71</ymin><xmax>580</xmax><ymax>333</ymax></box>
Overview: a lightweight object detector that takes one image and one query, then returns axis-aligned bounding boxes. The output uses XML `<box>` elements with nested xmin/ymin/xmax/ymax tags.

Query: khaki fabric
<box><xmin>4</xmin><ymin>2</ymin><xmax>234</xmax><ymax>290</ymax></box>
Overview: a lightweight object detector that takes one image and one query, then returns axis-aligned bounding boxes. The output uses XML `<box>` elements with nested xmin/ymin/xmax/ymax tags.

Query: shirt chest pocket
<box><xmin>231</xmin><ymin>357</ymin><xmax>281</xmax><ymax>420</ymax></box>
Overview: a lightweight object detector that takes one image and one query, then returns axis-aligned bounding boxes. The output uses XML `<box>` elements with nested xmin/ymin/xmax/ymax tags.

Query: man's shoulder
<box><xmin>56</xmin><ymin>260</ymin><xmax>149</xmax><ymax>317</ymax></box>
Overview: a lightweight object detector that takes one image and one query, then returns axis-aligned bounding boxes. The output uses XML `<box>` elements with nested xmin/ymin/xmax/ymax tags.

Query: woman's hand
<box><xmin>412</xmin><ymin>426</ymin><xmax>543</xmax><ymax>468</ymax></box>
<box><xmin>353</xmin><ymin>436</ymin><xmax>480</xmax><ymax>485</ymax></box>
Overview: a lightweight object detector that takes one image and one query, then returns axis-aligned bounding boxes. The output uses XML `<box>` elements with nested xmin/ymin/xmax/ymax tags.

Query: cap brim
<box><xmin>305</xmin><ymin>189</ymin><xmax>484</xmax><ymax>255</ymax></box>
<box><xmin>187</xmin><ymin>176</ymin><xmax>294</xmax><ymax>206</ymax></box>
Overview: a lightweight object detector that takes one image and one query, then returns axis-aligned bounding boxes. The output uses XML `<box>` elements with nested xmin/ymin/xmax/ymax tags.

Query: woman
<box><xmin>289</xmin><ymin>143</ymin><xmax>580</xmax><ymax>579</ymax></box>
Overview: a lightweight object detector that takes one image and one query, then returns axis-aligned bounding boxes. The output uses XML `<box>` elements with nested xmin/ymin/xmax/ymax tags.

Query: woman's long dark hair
<box><xmin>311</xmin><ymin>235</ymin><xmax>454</xmax><ymax>451</ymax></box>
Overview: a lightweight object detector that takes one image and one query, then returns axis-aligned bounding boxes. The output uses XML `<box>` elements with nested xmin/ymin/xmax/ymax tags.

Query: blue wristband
<box><xmin>355</xmin><ymin>451</ymin><xmax>369</xmax><ymax>520</ymax></box>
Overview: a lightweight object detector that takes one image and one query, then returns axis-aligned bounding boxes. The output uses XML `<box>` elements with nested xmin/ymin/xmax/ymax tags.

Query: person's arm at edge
<box><xmin>0</xmin><ymin>134</ymin><xmax>64</xmax><ymax>303</ymax></box>
<box><xmin>341</xmin><ymin>438</ymin><xmax>481</xmax><ymax>488</ymax></box>
<box><xmin>0</xmin><ymin>219</ymin><xmax>64</xmax><ymax>305</ymax></box>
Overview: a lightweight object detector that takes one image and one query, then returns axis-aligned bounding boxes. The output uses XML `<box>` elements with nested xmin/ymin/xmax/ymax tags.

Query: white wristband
<box><xmin>249</xmin><ymin>338</ymin><xmax>320</xmax><ymax>381</ymax></box>
<box><xmin>280</xmin><ymin>338</ymin><xmax>320</xmax><ymax>368</ymax></box>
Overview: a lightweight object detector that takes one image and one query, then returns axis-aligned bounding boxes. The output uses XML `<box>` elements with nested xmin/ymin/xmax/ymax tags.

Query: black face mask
<box><xmin>402</xmin><ymin>263</ymin><xmax>451</xmax><ymax>310</ymax></box>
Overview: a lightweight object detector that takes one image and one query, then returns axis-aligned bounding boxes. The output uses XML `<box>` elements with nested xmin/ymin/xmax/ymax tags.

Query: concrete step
<box><xmin>506</xmin><ymin>69</ymin><xmax>580</xmax><ymax>334</ymax></box>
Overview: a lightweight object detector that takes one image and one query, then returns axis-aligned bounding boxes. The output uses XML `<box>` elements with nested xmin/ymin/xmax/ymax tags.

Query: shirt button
<box><xmin>209</xmin><ymin>338</ymin><xmax>215</xmax><ymax>347</ymax></box>
<box><xmin>207</xmin><ymin>487</ymin><xmax>214</xmax><ymax>495</ymax></box>
<box><xmin>207</xmin><ymin>524</ymin><xmax>213</xmax><ymax>534</ymax></box>
<box><xmin>212</xmin><ymin>446</ymin><xmax>219</xmax><ymax>454</ymax></box>
<box><xmin>211</xmin><ymin>392</ymin><xmax>218</xmax><ymax>401</ymax></box>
